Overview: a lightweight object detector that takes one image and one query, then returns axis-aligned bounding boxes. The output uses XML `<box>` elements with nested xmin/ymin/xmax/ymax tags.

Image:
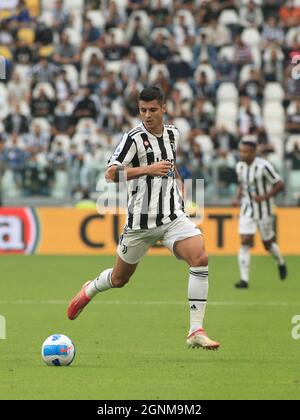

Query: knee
<box><xmin>189</xmin><ymin>251</ymin><xmax>208</xmax><ymax>268</ymax></box>
<box><xmin>263</xmin><ymin>240</ymin><xmax>272</xmax><ymax>251</ymax></box>
<box><xmin>111</xmin><ymin>274</ymin><xmax>130</xmax><ymax>288</ymax></box>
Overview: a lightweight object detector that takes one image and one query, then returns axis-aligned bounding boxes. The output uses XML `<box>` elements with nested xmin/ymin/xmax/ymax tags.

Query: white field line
<box><xmin>0</xmin><ymin>300</ymin><xmax>299</xmax><ymax>307</ymax></box>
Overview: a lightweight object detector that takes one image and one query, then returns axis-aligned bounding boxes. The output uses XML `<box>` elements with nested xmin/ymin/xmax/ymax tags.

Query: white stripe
<box><xmin>0</xmin><ymin>300</ymin><xmax>298</xmax><ymax>307</ymax></box>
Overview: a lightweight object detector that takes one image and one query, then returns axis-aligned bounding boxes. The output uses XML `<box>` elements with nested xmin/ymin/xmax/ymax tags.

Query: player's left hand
<box><xmin>253</xmin><ymin>194</ymin><xmax>267</xmax><ymax>203</ymax></box>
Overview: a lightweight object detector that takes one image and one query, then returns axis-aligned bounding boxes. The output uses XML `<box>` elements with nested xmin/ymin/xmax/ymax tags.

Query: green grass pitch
<box><xmin>0</xmin><ymin>255</ymin><xmax>300</xmax><ymax>400</ymax></box>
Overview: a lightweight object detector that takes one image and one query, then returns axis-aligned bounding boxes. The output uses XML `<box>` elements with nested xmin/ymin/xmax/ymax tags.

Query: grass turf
<box><xmin>0</xmin><ymin>255</ymin><xmax>300</xmax><ymax>400</ymax></box>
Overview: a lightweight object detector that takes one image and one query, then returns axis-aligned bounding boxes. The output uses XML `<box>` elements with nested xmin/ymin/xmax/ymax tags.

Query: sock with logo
<box><xmin>238</xmin><ymin>245</ymin><xmax>251</xmax><ymax>283</ymax></box>
<box><xmin>85</xmin><ymin>268</ymin><xmax>113</xmax><ymax>298</ymax></box>
<box><xmin>188</xmin><ymin>266</ymin><xmax>208</xmax><ymax>335</ymax></box>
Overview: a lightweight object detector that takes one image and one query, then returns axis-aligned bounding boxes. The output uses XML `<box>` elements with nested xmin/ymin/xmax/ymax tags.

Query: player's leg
<box><xmin>236</xmin><ymin>215</ymin><xmax>256</xmax><ymax>288</ymax></box>
<box><xmin>67</xmin><ymin>257</ymin><xmax>138</xmax><ymax>320</ymax></box>
<box><xmin>67</xmin><ymin>229</ymin><xmax>150</xmax><ymax>320</ymax></box>
<box><xmin>172</xmin><ymin>233</ymin><xmax>219</xmax><ymax>350</ymax></box>
<box><xmin>259</xmin><ymin>218</ymin><xmax>287</xmax><ymax>280</ymax></box>
<box><xmin>235</xmin><ymin>234</ymin><xmax>254</xmax><ymax>288</ymax></box>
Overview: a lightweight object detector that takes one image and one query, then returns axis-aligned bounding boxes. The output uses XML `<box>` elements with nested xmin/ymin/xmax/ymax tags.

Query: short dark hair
<box><xmin>240</xmin><ymin>141</ymin><xmax>257</xmax><ymax>150</ymax></box>
<box><xmin>139</xmin><ymin>86</ymin><xmax>164</xmax><ymax>104</ymax></box>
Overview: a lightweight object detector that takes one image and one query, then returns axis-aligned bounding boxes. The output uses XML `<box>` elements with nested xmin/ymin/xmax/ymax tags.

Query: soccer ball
<box><xmin>41</xmin><ymin>334</ymin><xmax>75</xmax><ymax>366</ymax></box>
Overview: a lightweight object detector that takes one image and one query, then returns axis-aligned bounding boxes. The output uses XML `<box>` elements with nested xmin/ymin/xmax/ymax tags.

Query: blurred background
<box><xmin>0</xmin><ymin>0</ymin><xmax>299</xmax><ymax>207</ymax></box>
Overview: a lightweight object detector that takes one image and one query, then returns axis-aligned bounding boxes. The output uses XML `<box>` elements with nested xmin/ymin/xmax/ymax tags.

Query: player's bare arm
<box><xmin>174</xmin><ymin>166</ymin><xmax>184</xmax><ymax>197</ymax></box>
<box><xmin>253</xmin><ymin>180</ymin><xmax>284</xmax><ymax>203</ymax></box>
<box><xmin>105</xmin><ymin>160</ymin><xmax>172</xmax><ymax>182</ymax></box>
<box><xmin>232</xmin><ymin>183</ymin><xmax>242</xmax><ymax>207</ymax></box>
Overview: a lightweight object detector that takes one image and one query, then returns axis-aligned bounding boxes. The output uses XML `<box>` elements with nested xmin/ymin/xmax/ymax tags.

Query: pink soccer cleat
<box><xmin>186</xmin><ymin>328</ymin><xmax>220</xmax><ymax>350</ymax></box>
<box><xmin>67</xmin><ymin>281</ymin><xmax>91</xmax><ymax>320</ymax></box>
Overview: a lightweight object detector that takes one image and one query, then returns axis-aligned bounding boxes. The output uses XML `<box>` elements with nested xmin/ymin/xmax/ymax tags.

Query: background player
<box><xmin>233</xmin><ymin>140</ymin><xmax>287</xmax><ymax>288</ymax></box>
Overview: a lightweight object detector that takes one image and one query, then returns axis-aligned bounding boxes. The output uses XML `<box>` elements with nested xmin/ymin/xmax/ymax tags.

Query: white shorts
<box><xmin>239</xmin><ymin>215</ymin><xmax>275</xmax><ymax>242</ymax></box>
<box><xmin>117</xmin><ymin>215</ymin><xmax>202</xmax><ymax>264</ymax></box>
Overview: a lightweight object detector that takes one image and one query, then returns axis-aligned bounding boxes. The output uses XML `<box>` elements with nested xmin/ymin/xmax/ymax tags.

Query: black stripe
<box><xmin>263</xmin><ymin>175</ymin><xmax>271</xmax><ymax>216</ymax></box>
<box><xmin>128</xmin><ymin>127</ymin><xmax>143</xmax><ymax>135</ymax></box>
<box><xmin>190</xmin><ymin>271</ymin><xmax>208</xmax><ymax>276</ymax></box>
<box><xmin>254</xmin><ymin>164</ymin><xmax>262</xmax><ymax>220</ymax></box>
<box><xmin>264</xmin><ymin>165</ymin><xmax>276</xmax><ymax>180</ymax></box>
<box><xmin>243</xmin><ymin>203</ymin><xmax>248</xmax><ymax>216</ymax></box>
<box><xmin>155</xmin><ymin>135</ymin><xmax>168</xmax><ymax>226</ymax></box>
<box><xmin>167</xmin><ymin>130</ymin><xmax>176</xmax><ymax>218</ymax></box>
<box><xmin>140</xmin><ymin>133</ymin><xmax>154</xmax><ymax>229</ymax></box>
<box><xmin>189</xmin><ymin>299</ymin><xmax>207</xmax><ymax>302</ymax></box>
<box><xmin>247</xmin><ymin>166</ymin><xmax>254</xmax><ymax>218</ymax></box>
<box><xmin>116</xmin><ymin>135</ymin><xmax>135</xmax><ymax>164</ymax></box>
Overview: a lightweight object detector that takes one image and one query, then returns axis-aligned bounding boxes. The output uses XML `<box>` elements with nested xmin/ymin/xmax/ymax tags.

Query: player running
<box><xmin>233</xmin><ymin>140</ymin><xmax>287</xmax><ymax>288</ymax></box>
<box><xmin>67</xmin><ymin>86</ymin><xmax>219</xmax><ymax>350</ymax></box>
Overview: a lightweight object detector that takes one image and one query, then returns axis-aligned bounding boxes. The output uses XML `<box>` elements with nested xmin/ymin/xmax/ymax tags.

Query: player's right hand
<box><xmin>147</xmin><ymin>160</ymin><xmax>172</xmax><ymax>177</ymax></box>
<box><xmin>231</xmin><ymin>199</ymin><xmax>240</xmax><ymax>207</ymax></box>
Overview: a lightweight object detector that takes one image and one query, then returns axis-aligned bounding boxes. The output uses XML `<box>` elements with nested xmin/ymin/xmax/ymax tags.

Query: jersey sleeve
<box><xmin>263</xmin><ymin>161</ymin><xmax>281</xmax><ymax>185</ymax></box>
<box><xmin>108</xmin><ymin>133</ymin><xmax>137</xmax><ymax>167</ymax></box>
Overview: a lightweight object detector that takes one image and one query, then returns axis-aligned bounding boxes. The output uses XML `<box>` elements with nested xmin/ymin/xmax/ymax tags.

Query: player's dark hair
<box><xmin>139</xmin><ymin>86</ymin><xmax>165</xmax><ymax>104</ymax></box>
<box><xmin>241</xmin><ymin>141</ymin><xmax>256</xmax><ymax>150</ymax></box>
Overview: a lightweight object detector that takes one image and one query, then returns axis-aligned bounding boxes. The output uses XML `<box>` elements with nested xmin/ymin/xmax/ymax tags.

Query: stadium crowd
<box><xmin>0</xmin><ymin>0</ymin><xmax>300</xmax><ymax>203</ymax></box>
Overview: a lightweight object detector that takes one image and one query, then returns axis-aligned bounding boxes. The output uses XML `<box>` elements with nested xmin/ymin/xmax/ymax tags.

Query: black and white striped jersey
<box><xmin>108</xmin><ymin>122</ymin><xmax>185</xmax><ymax>230</ymax></box>
<box><xmin>236</xmin><ymin>157</ymin><xmax>281</xmax><ymax>220</ymax></box>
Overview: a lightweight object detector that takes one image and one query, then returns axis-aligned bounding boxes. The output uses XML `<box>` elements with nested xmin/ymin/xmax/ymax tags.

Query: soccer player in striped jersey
<box><xmin>67</xmin><ymin>86</ymin><xmax>219</xmax><ymax>350</ymax></box>
<box><xmin>233</xmin><ymin>140</ymin><xmax>287</xmax><ymax>288</ymax></box>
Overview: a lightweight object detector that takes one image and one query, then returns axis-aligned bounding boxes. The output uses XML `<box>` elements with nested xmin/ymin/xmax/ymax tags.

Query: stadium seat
<box><xmin>239</xmin><ymin>65</ymin><xmax>256</xmax><ymax>84</ymax></box>
<box><xmin>251</xmin><ymin>46</ymin><xmax>261</xmax><ymax>67</ymax></box>
<box><xmin>14</xmin><ymin>64</ymin><xmax>31</xmax><ymax>82</ymax></box>
<box><xmin>173</xmin><ymin>117</ymin><xmax>192</xmax><ymax>142</ymax></box>
<box><xmin>263</xmin><ymin>83</ymin><xmax>285</xmax><ymax>102</ymax></box>
<box><xmin>33</xmin><ymin>83</ymin><xmax>56</xmax><ymax>100</ymax></box>
<box><xmin>0</xmin><ymin>83</ymin><xmax>9</xmax><ymax>119</ymax></box>
<box><xmin>131</xmin><ymin>46</ymin><xmax>149</xmax><ymax>67</ymax></box>
<box><xmin>63</xmin><ymin>0</ymin><xmax>84</xmax><ymax>12</ymax></box>
<box><xmin>216</xmin><ymin>103</ymin><xmax>238</xmax><ymax>127</ymax></box>
<box><xmin>174</xmin><ymin>80</ymin><xmax>194</xmax><ymax>101</ymax></box>
<box><xmin>241</xmin><ymin>28</ymin><xmax>261</xmax><ymax>48</ymax></box>
<box><xmin>286</xmin><ymin>27</ymin><xmax>300</xmax><ymax>47</ymax></box>
<box><xmin>62</xmin><ymin>65</ymin><xmax>79</xmax><ymax>88</ymax></box>
<box><xmin>81</xmin><ymin>47</ymin><xmax>103</xmax><ymax>67</ymax></box>
<box><xmin>194</xmin><ymin>134</ymin><xmax>214</xmax><ymax>155</ymax></box>
<box><xmin>218</xmin><ymin>46</ymin><xmax>235</xmax><ymax>62</ymax></box>
<box><xmin>86</xmin><ymin>10</ymin><xmax>105</xmax><ymax>30</ymax></box>
<box><xmin>217</xmin><ymin>83</ymin><xmax>238</xmax><ymax>103</ymax></box>
<box><xmin>219</xmin><ymin>10</ymin><xmax>240</xmax><ymax>26</ymax></box>
<box><xmin>0</xmin><ymin>47</ymin><xmax>12</xmax><ymax>60</ymax></box>
<box><xmin>31</xmin><ymin>118</ymin><xmax>51</xmax><ymax>133</ymax></box>
<box><xmin>269</xmin><ymin>136</ymin><xmax>284</xmax><ymax>159</ymax></box>
<box><xmin>64</xmin><ymin>28</ymin><xmax>82</xmax><ymax>47</ymax></box>
<box><xmin>286</xmin><ymin>135</ymin><xmax>300</xmax><ymax>153</ymax></box>
<box><xmin>25</xmin><ymin>0</ymin><xmax>40</xmax><ymax>17</ymax></box>
<box><xmin>194</xmin><ymin>64</ymin><xmax>216</xmax><ymax>84</ymax></box>
<box><xmin>265</xmin><ymin>120</ymin><xmax>284</xmax><ymax>137</ymax></box>
<box><xmin>52</xmin><ymin>135</ymin><xmax>71</xmax><ymax>152</ymax></box>
<box><xmin>263</xmin><ymin>103</ymin><xmax>285</xmax><ymax>123</ymax></box>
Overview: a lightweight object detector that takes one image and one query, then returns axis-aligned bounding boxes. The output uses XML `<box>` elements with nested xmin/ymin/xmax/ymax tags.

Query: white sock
<box><xmin>188</xmin><ymin>266</ymin><xmax>208</xmax><ymax>334</ymax></box>
<box><xmin>269</xmin><ymin>242</ymin><xmax>284</xmax><ymax>265</ymax></box>
<box><xmin>86</xmin><ymin>268</ymin><xmax>113</xmax><ymax>298</ymax></box>
<box><xmin>239</xmin><ymin>245</ymin><xmax>251</xmax><ymax>282</ymax></box>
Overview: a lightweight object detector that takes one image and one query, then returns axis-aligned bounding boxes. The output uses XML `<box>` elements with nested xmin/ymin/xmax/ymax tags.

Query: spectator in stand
<box><xmin>81</xmin><ymin>18</ymin><xmax>102</xmax><ymax>48</ymax></box>
<box><xmin>240</xmin><ymin>68</ymin><xmax>263</xmax><ymax>103</ymax></box>
<box><xmin>52</xmin><ymin>101</ymin><xmax>74</xmax><ymax>137</ymax></box>
<box><xmin>53</xmin><ymin>32</ymin><xmax>81</xmax><ymax>68</ymax></box>
<box><xmin>238</xmin><ymin>96</ymin><xmax>262</xmax><ymax>136</ymax></box>
<box><xmin>147</xmin><ymin>32</ymin><xmax>172</xmax><ymax>64</ymax></box>
<box><xmin>31</xmin><ymin>85</ymin><xmax>57</xmax><ymax>119</ymax></box>
<box><xmin>30</xmin><ymin>56</ymin><xmax>60</xmax><ymax>86</ymax></box>
<box><xmin>279</xmin><ymin>1</ymin><xmax>300</xmax><ymax>29</ymax></box>
<box><xmin>51</xmin><ymin>0</ymin><xmax>71</xmax><ymax>34</ymax></box>
<box><xmin>126</xmin><ymin>15</ymin><xmax>149</xmax><ymax>47</ymax></box>
<box><xmin>240</xmin><ymin>0</ymin><xmax>263</xmax><ymax>28</ymax></box>
<box><xmin>233</xmin><ymin>34</ymin><xmax>253</xmax><ymax>73</ymax></box>
<box><xmin>72</xmin><ymin>86</ymin><xmax>100</xmax><ymax>124</ymax></box>
<box><xmin>4</xmin><ymin>103</ymin><xmax>29</xmax><ymax>135</ymax></box>
<box><xmin>261</xmin><ymin>16</ymin><xmax>284</xmax><ymax>47</ymax></box>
